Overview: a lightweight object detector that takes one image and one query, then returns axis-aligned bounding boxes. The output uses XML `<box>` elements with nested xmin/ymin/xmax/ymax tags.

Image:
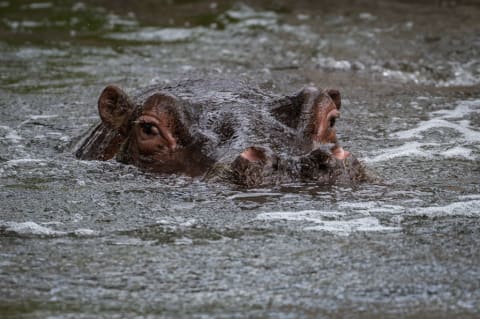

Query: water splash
<box><xmin>408</xmin><ymin>200</ymin><xmax>480</xmax><ymax>218</ymax></box>
<box><xmin>0</xmin><ymin>221</ymin><xmax>99</xmax><ymax>238</ymax></box>
<box><xmin>304</xmin><ymin>217</ymin><xmax>400</xmax><ymax>235</ymax></box>
<box><xmin>365</xmin><ymin>99</ymin><xmax>480</xmax><ymax>162</ymax></box>
<box><xmin>107</xmin><ymin>27</ymin><xmax>204</xmax><ymax>43</ymax></box>
<box><xmin>256</xmin><ymin>210</ymin><xmax>400</xmax><ymax>236</ymax></box>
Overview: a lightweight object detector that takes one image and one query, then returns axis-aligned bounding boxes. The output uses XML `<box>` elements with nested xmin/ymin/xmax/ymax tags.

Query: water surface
<box><xmin>1</xmin><ymin>1</ymin><xmax>479</xmax><ymax>318</ymax></box>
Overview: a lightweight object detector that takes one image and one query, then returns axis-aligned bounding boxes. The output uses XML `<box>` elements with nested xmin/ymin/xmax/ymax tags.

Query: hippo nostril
<box><xmin>240</xmin><ymin>146</ymin><xmax>268</xmax><ymax>162</ymax></box>
<box><xmin>332</xmin><ymin>146</ymin><xmax>350</xmax><ymax>160</ymax></box>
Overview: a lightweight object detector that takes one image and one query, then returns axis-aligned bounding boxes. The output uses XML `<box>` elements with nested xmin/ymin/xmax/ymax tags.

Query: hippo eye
<box><xmin>140</xmin><ymin>122</ymin><xmax>159</xmax><ymax>136</ymax></box>
<box><xmin>329</xmin><ymin>117</ymin><xmax>336</xmax><ymax>128</ymax></box>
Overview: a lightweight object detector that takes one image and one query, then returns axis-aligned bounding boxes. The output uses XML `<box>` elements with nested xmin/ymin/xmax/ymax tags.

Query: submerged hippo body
<box><xmin>75</xmin><ymin>78</ymin><xmax>368</xmax><ymax>186</ymax></box>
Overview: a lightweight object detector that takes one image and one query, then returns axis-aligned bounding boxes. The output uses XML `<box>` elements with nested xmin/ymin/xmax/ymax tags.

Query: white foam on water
<box><xmin>41</xmin><ymin>221</ymin><xmax>63</xmax><ymax>226</ymax></box>
<box><xmin>359</xmin><ymin>12</ymin><xmax>377</xmax><ymax>21</ymax></box>
<box><xmin>228</xmin><ymin>192</ymin><xmax>283</xmax><ymax>200</ymax></box>
<box><xmin>379</xmin><ymin>68</ymin><xmax>425</xmax><ymax>83</ymax></box>
<box><xmin>305</xmin><ymin>217</ymin><xmax>400</xmax><ymax>235</ymax></box>
<box><xmin>368</xmin><ymin>205</ymin><xmax>406</xmax><ymax>214</ymax></box>
<box><xmin>409</xmin><ymin>200</ymin><xmax>480</xmax><ymax>218</ymax></box>
<box><xmin>339</xmin><ymin>201</ymin><xmax>380</xmax><ymax>210</ymax></box>
<box><xmin>367</xmin><ymin>99</ymin><xmax>480</xmax><ymax>162</ymax></box>
<box><xmin>110</xmin><ymin>238</ymin><xmax>156</xmax><ymax>246</ymax></box>
<box><xmin>0</xmin><ymin>221</ymin><xmax>98</xmax><ymax>238</ymax></box>
<box><xmin>316</xmin><ymin>57</ymin><xmax>353</xmax><ymax>71</ymax></box>
<box><xmin>341</xmin><ymin>202</ymin><xmax>406</xmax><ymax>216</ymax></box>
<box><xmin>257</xmin><ymin>210</ymin><xmax>345</xmax><ymax>222</ymax></box>
<box><xmin>26</xmin><ymin>2</ymin><xmax>53</xmax><ymax>9</ymax></box>
<box><xmin>72</xmin><ymin>229</ymin><xmax>98</xmax><ymax>237</ymax></box>
<box><xmin>363</xmin><ymin>141</ymin><xmax>434</xmax><ymax>163</ymax></box>
<box><xmin>4</xmin><ymin>158</ymin><xmax>46</xmax><ymax>165</ymax></box>
<box><xmin>105</xmin><ymin>13</ymin><xmax>138</xmax><ymax>28</ymax></box>
<box><xmin>256</xmin><ymin>210</ymin><xmax>399</xmax><ymax>235</ymax></box>
<box><xmin>180</xmin><ymin>219</ymin><xmax>197</xmax><ymax>227</ymax></box>
<box><xmin>14</xmin><ymin>47</ymin><xmax>67</xmax><ymax>59</ymax></box>
<box><xmin>437</xmin><ymin>61</ymin><xmax>480</xmax><ymax>87</ymax></box>
<box><xmin>4</xmin><ymin>130</ymin><xmax>23</xmax><ymax>143</ymax></box>
<box><xmin>458</xmin><ymin>194</ymin><xmax>480</xmax><ymax>200</ymax></box>
<box><xmin>155</xmin><ymin>218</ymin><xmax>199</xmax><ymax>230</ymax></box>
<box><xmin>365</xmin><ymin>142</ymin><xmax>476</xmax><ymax>162</ymax></box>
<box><xmin>392</xmin><ymin>118</ymin><xmax>480</xmax><ymax>142</ymax></box>
<box><xmin>440</xmin><ymin>146</ymin><xmax>474</xmax><ymax>160</ymax></box>
<box><xmin>174</xmin><ymin>237</ymin><xmax>194</xmax><ymax>245</ymax></box>
<box><xmin>225</xmin><ymin>4</ymin><xmax>277</xmax><ymax>21</ymax></box>
<box><xmin>107</xmin><ymin>27</ymin><xmax>203</xmax><ymax>42</ymax></box>
<box><xmin>1</xmin><ymin>221</ymin><xmax>66</xmax><ymax>237</ymax></box>
<box><xmin>392</xmin><ymin>99</ymin><xmax>480</xmax><ymax>142</ymax></box>
<box><xmin>19</xmin><ymin>114</ymin><xmax>58</xmax><ymax>126</ymax></box>
<box><xmin>375</xmin><ymin>60</ymin><xmax>480</xmax><ymax>87</ymax></box>
<box><xmin>431</xmin><ymin>100</ymin><xmax>480</xmax><ymax>119</ymax></box>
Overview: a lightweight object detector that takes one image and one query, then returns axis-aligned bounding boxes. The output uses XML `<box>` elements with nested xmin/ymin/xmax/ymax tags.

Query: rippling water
<box><xmin>1</xmin><ymin>1</ymin><xmax>479</xmax><ymax>318</ymax></box>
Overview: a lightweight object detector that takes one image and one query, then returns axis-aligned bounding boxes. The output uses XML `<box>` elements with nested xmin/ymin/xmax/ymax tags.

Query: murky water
<box><xmin>1</xmin><ymin>1</ymin><xmax>479</xmax><ymax>318</ymax></box>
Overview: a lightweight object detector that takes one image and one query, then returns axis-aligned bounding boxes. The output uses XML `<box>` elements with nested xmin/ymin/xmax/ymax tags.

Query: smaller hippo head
<box><xmin>218</xmin><ymin>86</ymin><xmax>362</xmax><ymax>186</ymax></box>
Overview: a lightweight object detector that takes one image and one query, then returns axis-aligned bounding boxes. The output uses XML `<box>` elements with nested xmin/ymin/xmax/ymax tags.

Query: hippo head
<box><xmin>77</xmin><ymin>82</ymin><xmax>366</xmax><ymax>186</ymax></box>
<box><xmin>97</xmin><ymin>85</ymin><xmax>213</xmax><ymax>176</ymax></box>
<box><xmin>221</xmin><ymin>86</ymin><xmax>361</xmax><ymax>186</ymax></box>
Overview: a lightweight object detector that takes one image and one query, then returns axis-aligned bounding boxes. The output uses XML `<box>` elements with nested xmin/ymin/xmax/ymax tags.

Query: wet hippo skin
<box><xmin>75</xmin><ymin>78</ymin><xmax>368</xmax><ymax>186</ymax></box>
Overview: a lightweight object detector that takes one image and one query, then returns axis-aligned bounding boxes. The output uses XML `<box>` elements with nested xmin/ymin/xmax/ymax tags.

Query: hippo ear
<box><xmin>98</xmin><ymin>85</ymin><xmax>134</xmax><ymax>134</ymax></box>
<box><xmin>270</xmin><ymin>88</ymin><xmax>315</xmax><ymax>129</ymax></box>
<box><xmin>327</xmin><ymin>89</ymin><xmax>341</xmax><ymax>109</ymax></box>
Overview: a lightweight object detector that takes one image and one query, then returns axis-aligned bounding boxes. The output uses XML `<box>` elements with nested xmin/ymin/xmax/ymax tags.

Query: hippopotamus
<box><xmin>75</xmin><ymin>77</ymin><xmax>367</xmax><ymax>186</ymax></box>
